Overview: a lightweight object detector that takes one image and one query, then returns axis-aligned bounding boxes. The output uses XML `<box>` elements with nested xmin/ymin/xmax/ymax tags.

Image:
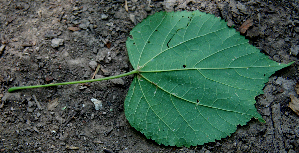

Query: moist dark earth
<box><xmin>1</xmin><ymin>0</ymin><xmax>299</xmax><ymax>152</ymax></box>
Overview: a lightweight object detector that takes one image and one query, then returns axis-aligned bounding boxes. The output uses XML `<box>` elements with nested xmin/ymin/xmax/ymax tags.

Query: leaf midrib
<box><xmin>139</xmin><ymin>64</ymin><xmax>283</xmax><ymax>72</ymax></box>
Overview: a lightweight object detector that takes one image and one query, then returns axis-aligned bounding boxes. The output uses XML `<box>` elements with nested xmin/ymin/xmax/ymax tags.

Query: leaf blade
<box><xmin>125</xmin><ymin>10</ymin><xmax>292</xmax><ymax>147</ymax></box>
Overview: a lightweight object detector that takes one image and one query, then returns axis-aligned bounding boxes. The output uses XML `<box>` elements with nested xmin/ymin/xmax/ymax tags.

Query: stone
<box><xmin>51</xmin><ymin>38</ymin><xmax>64</xmax><ymax>48</ymax></box>
<box><xmin>129</xmin><ymin>14</ymin><xmax>136</xmax><ymax>25</ymax></box>
<box><xmin>101</xmin><ymin>14</ymin><xmax>108</xmax><ymax>20</ymax></box>
<box><xmin>91</xmin><ymin>98</ymin><xmax>102</xmax><ymax>110</ymax></box>
<box><xmin>79</xmin><ymin>19</ymin><xmax>90</xmax><ymax>29</ymax></box>
<box><xmin>111</xmin><ymin>78</ymin><xmax>124</xmax><ymax>85</ymax></box>
<box><xmin>290</xmin><ymin>45</ymin><xmax>299</xmax><ymax>56</ymax></box>
<box><xmin>96</xmin><ymin>48</ymin><xmax>110</xmax><ymax>63</ymax></box>
<box><xmin>89</xmin><ymin>61</ymin><xmax>98</xmax><ymax>70</ymax></box>
<box><xmin>2</xmin><ymin>92</ymin><xmax>21</xmax><ymax>102</ymax></box>
<box><xmin>0</xmin><ymin>45</ymin><xmax>5</xmax><ymax>55</ymax></box>
<box><xmin>145</xmin><ymin>6</ymin><xmax>152</xmax><ymax>12</ymax></box>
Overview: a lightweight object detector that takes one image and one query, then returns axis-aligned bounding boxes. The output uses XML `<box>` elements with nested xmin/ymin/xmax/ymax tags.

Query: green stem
<box><xmin>8</xmin><ymin>69</ymin><xmax>138</xmax><ymax>93</ymax></box>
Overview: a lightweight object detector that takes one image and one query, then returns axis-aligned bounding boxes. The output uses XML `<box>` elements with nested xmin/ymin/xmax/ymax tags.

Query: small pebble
<box><xmin>129</xmin><ymin>14</ymin><xmax>136</xmax><ymax>25</ymax></box>
<box><xmin>93</xmin><ymin>47</ymin><xmax>98</xmax><ymax>54</ymax></box>
<box><xmin>73</xmin><ymin>7</ymin><xmax>79</xmax><ymax>11</ymax></box>
<box><xmin>111</xmin><ymin>78</ymin><xmax>124</xmax><ymax>85</ymax></box>
<box><xmin>89</xmin><ymin>61</ymin><xmax>97</xmax><ymax>70</ymax></box>
<box><xmin>101</xmin><ymin>14</ymin><xmax>108</xmax><ymax>20</ymax></box>
<box><xmin>290</xmin><ymin>45</ymin><xmax>299</xmax><ymax>56</ymax></box>
<box><xmin>2</xmin><ymin>92</ymin><xmax>21</xmax><ymax>102</ymax></box>
<box><xmin>91</xmin><ymin>98</ymin><xmax>102</xmax><ymax>110</ymax></box>
<box><xmin>0</xmin><ymin>45</ymin><xmax>6</xmax><ymax>55</ymax></box>
<box><xmin>67</xmin><ymin>27</ymin><xmax>80</xmax><ymax>31</ymax></box>
<box><xmin>45</xmin><ymin>76</ymin><xmax>54</xmax><ymax>82</ymax></box>
<box><xmin>36</xmin><ymin>112</ymin><xmax>41</xmax><ymax>118</ymax></box>
<box><xmin>44</xmin><ymin>31</ymin><xmax>58</xmax><ymax>38</ymax></box>
<box><xmin>51</xmin><ymin>38</ymin><xmax>64</xmax><ymax>48</ymax></box>
<box><xmin>28</xmin><ymin>101</ymin><xmax>35</xmax><ymax>107</ymax></box>
<box><xmin>145</xmin><ymin>6</ymin><xmax>152</xmax><ymax>12</ymax></box>
<box><xmin>79</xmin><ymin>20</ymin><xmax>90</xmax><ymax>29</ymax></box>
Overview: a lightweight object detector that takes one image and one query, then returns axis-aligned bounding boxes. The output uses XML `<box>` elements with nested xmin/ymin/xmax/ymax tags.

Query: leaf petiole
<box><xmin>8</xmin><ymin>69</ymin><xmax>139</xmax><ymax>93</ymax></box>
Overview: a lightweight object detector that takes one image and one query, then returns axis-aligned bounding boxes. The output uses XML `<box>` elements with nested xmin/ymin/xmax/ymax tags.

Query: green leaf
<box><xmin>124</xmin><ymin>11</ymin><xmax>292</xmax><ymax>147</ymax></box>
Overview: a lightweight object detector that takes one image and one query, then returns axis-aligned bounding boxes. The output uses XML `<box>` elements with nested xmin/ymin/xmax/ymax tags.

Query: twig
<box><xmin>125</xmin><ymin>0</ymin><xmax>128</xmax><ymax>12</ymax></box>
<box><xmin>91</xmin><ymin>64</ymin><xmax>101</xmax><ymax>79</ymax></box>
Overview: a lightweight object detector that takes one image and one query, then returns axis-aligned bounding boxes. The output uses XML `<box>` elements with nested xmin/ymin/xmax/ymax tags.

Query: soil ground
<box><xmin>1</xmin><ymin>0</ymin><xmax>299</xmax><ymax>152</ymax></box>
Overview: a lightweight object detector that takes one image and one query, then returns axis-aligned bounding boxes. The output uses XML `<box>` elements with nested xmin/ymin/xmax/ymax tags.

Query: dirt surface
<box><xmin>1</xmin><ymin>0</ymin><xmax>299</xmax><ymax>152</ymax></box>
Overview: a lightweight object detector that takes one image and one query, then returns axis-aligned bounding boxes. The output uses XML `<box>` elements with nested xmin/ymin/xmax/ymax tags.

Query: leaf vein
<box><xmin>137</xmin><ymin>13</ymin><xmax>167</xmax><ymax>67</ymax></box>
<box><xmin>137</xmin><ymin>76</ymin><xmax>179</xmax><ymax>140</ymax></box>
<box><xmin>141</xmin><ymin>26</ymin><xmax>228</xmax><ymax>68</ymax></box>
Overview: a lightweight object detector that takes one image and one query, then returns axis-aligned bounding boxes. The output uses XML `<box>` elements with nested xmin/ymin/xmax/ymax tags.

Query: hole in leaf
<box><xmin>183</xmin><ymin>65</ymin><xmax>186</xmax><ymax>68</ymax></box>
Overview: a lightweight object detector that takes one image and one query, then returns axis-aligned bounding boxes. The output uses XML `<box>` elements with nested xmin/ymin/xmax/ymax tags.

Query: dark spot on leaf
<box><xmin>155</xmin><ymin>29</ymin><xmax>158</xmax><ymax>31</ymax></box>
<box><xmin>148</xmin><ymin>41</ymin><xmax>150</xmax><ymax>43</ymax></box>
<box><xmin>197</xmin><ymin>99</ymin><xmax>199</xmax><ymax>102</ymax></box>
<box><xmin>183</xmin><ymin>65</ymin><xmax>186</xmax><ymax>68</ymax></box>
<box><xmin>264</xmin><ymin>74</ymin><xmax>265</xmax><ymax>76</ymax></box>
<box><xmin>167</xmin><ymin>32</ymin><xmax>176</xmax><ymax>48</ymax></box>
<box><xmin>182</xmin><ymin>16</ymin><xmax>184</xmax><ymax>17</ymax></box>
<box><xmin>133</xmin><ymin>42</ymin><xmax>135</xmax><ymax>45</ymax></box>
